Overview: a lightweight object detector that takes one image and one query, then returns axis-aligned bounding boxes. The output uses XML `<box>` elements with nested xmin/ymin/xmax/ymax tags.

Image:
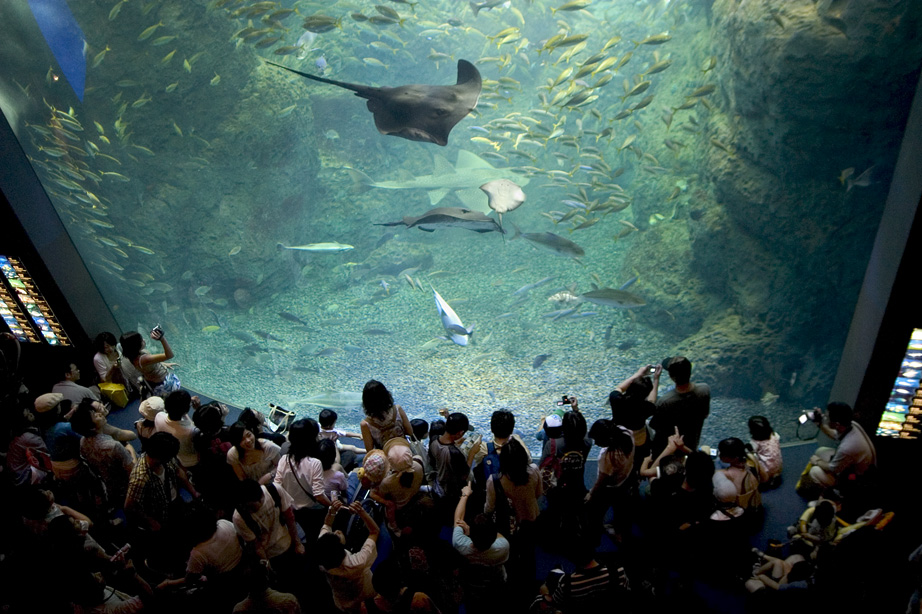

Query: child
<box><xmin>788</xmin><ymin>497</ymin><xmax>839</xmax><ymax>551</ymax></box>
<box><xmin>319</xmin><ymin>409</ymin><xmax>367</xmax><ymax>456</ymax></box>
<box><xmin>318</xmin><ymin>439</ymin><xmax>349</xmax><ymax>504</ymax></box>
<box><xmin>747</xmin><ymin>415</ymin><xmax>782</xmax><ymax>487</ymax></box>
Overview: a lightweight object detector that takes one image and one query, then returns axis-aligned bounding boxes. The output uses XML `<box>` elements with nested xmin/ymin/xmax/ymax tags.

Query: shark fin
<box><xmin>431</xmin><ymin>153</ymin><xmax>455</xmax><ymax>176</ymax></box>
<box><xmin>455</xmin><ymin>187</ymin><xmax>491</xmax><ymax>213</ymax></box>
<box><xmin>456</xmin><ymin>149</ymin><xmax>493</xmax><ymax>170</ymax></box>
<box><xmin>428</xmin><ymin>188</ymin><xmax>451</xmax><ymax>204</ymax></box>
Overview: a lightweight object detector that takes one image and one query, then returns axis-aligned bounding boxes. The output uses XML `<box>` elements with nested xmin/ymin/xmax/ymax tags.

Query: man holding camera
<box><xmin>796</xmin><ymin>402</ymin><xmax>876</xmax><ymax>499</ymax></box>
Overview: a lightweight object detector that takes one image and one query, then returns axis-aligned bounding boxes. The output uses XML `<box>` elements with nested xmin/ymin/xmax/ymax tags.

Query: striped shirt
<box><xmin>553</xmin><ymin>563</ymin><xmax>628</xmax><ymax>608</ymax></box>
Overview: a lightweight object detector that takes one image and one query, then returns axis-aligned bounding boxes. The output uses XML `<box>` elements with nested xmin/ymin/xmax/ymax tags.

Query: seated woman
<box><xmin>712</xmin><ymin>437</ymin><xmax>762</xmax><ymax>520</ymax></box>
<box><xmin>119</xmin><ymin>329</ymin><xmax>180</xmax><ymax>397</ymax></box>
<box><xmin>227</xmin><ymin>421</ymin><xmax>281</xmax><ymax>485</ymax></box>
<box><xmin>92</xmin><ymin>331</ymin><xmax>124</xmax><ymax>384</ymax></box>
<box><xmin>359</xmin><ymin>379</ymin><xmax>413</xmax><ymax>451</ymax></box>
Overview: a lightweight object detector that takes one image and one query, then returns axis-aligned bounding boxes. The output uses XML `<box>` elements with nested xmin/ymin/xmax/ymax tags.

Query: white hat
<box><xmin>139</xmin><ymin>396</ymin><xmax>165</xmax><ymax>421</ymax></box>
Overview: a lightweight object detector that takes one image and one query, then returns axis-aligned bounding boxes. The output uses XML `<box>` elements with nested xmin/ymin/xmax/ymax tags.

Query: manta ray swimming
<box><xmin>266</xmin><ymin>59</ymin><xmax>482</xmax><ymax>146</ymax></box>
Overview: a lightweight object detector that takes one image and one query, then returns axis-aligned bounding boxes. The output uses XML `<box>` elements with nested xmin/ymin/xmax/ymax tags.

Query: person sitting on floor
<box><xmin>71</xmin><ymin>399</ymin><xmax>136</xmax><ymax>512</ymax></box>
<box><xmin>53</xmin><ymin>361</ymin><xmax>103</xmax><ymax>408</ymax></box>
<box><xmin>747</xmin><ymin>415</ymin><xmax>783</xmax><ymax>487</ymax></box>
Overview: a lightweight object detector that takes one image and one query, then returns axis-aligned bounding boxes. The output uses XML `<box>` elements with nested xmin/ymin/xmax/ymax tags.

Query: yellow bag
<box><xmin>99</xmin><ymin>382</ymin><xmax>129</xmax><ymax>408</ymax></box>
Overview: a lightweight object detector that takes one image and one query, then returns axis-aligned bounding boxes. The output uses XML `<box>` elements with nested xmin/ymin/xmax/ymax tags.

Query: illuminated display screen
<box><xmin>0</xmin><ymin>255</ymin><xmax>70</xmax><ymax>345</ymax></box>
<box><xmin>877</xmin><ymin>328</ymin><xmax>922</xmax><ymax>440</ymax></box>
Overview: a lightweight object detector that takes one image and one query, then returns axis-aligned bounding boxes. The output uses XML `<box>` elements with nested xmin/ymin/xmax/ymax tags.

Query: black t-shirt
<box><xmin>609</xmin><ymin>390</ymin><xmax>656</xmax><ymax>432</ymax></box>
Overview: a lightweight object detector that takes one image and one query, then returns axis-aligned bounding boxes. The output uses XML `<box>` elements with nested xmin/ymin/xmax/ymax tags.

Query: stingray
<box><xmin>374</xmin><ymin>206</ymin><xmax>504</xmax><ymax>234</ymax></box>
<box><xmin>266</xmin><ymin>59</ymin><xmax>482</xmax><ymax>146</ymax></box>
<box><xmin>480</xmin><ymin>179</ymin><xmax>525</xmax><ymax>231</ymax></box>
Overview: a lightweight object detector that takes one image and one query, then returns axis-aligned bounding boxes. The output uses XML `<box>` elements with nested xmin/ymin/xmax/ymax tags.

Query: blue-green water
<box><xmin>2</xmin><ymin>0</ymin><xmax>920</xmax><ymax>451</ymax></box>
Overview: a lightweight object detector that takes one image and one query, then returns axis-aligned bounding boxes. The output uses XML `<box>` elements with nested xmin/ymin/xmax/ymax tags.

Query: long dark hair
<box><xmin>362</xmin><ymin>379</ymin><xmax>394</xmax><ymax>420</ymax></box>
<box><xmin>228</xmin><ymin>421</ymin><xmax>261</xmax><ymax>456</ymax></box>
<box><xmin>288</xmin><ymin>418</ymin><xmax>320</xmax><ymax>463</ymax></box>
<box><xmin>562</xmin><ymin>410</ymin><xmax>587</xmax><ymax>450</ymax></box>
<box><xmin>500</xmin><ymin>437</ymin><xmax>530</xmax><ymax>486</ymax></box>
<box><xmin>119</xmin><ymin>331</ymin><xmax>143</xmax><ymax>361</ymax></box>
<box><xmin>93</xmin><ymin>331</ymin><xmax>116</xmax><ymax>355</ymax></box>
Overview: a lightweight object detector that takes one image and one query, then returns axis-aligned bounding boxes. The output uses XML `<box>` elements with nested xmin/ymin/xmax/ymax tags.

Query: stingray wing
<box><xmin>367</xmin><ymin>60</ymin><xmax>482</xmax><ymax>146</ymax></box>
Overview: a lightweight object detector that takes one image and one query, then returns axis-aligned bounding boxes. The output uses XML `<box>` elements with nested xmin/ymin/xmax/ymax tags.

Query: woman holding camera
<box><xmin>119</xmin><ymin>328</ymin><xmax>180</xmax><ymax>396</ymax></box>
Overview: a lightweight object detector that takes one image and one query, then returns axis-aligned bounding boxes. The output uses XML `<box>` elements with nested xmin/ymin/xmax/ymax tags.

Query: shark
<box><xmin>432</xmin><ymin>286</ymin><xmax>474</xmax><ymax>346</ymax></box>
<box><xmin>347</xmin><ymin>150</ymin><xmax>529</xmax><ymax>214</ymax></box>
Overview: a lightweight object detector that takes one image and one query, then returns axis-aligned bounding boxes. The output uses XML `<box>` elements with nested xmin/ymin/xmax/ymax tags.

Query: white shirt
<box><xmin>154</xmin><ymin>412</ymin><xmax>199</xmax><ymax>468</ymax></box>
<box><xmin>274</xmin><ymin>454</ymin><xmax>326</xmax><ymax>509</ymax></box>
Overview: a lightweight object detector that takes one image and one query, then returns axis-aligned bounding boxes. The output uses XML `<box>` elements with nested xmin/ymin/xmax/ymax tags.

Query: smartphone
<box><xmin>798</xmin><ymin>414</ymin><xmax>809</xmax><ymax>425</ymax></box>
<box><xmin>556</xmin><ymin>395</ymin><xmax>572</xmax><ymax>406</ymax></box>
<box><xmin>151</xmin><ymin>324</ymin><xmax>163</xmax><ymax>337</ymax></box>
<box><xmin>709</xmin><ymin>448</ymin><xmax>718</xmax><ymax>457</ymax></box>
<box><xmin>648</xmin><ymin>366</ymin><xmax>657</xmax><ymax>374</ymax></box>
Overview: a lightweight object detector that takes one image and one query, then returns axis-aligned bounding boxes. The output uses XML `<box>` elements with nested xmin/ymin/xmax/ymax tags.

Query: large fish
<box><xmin>432</xmin><ymin>286</ymin><xmax>474</xmax><ymax>346</ymax></box>
<box><xmin>298</xmin><ymin>391</ymin><xmax>363</xmax><ymax>408</ymax></box>
<box><xmin>375</xmin><ymin>207</ymin><xmax>504</xmax><ymax>234</ymax></box>
<box><xmin>266</xmin><ymin>59</ymin><xmax>481</xmax><ymax>146</ymax></box>
<box><xmin>347</xmin><ymin>150</ymin><xmax>529</xmax><ymax>214</ymax></box>
<box><xmin>511</xmin><ymin>224</ymin><xmax>585</xmax><ymax>258</ymax></box>
<box><xmin>578</xmin><ymin>288</ymin><xmax>646</xmax><ymax>308</ymax></box>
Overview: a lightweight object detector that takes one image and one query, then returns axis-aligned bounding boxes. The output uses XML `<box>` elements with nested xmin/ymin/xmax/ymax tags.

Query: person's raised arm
<box><xmin>646</xmin><ymin>364</ymin><xmax>662</xmax><ymax>403</ymax></box>
<box><xmin>455</xmin><ymin>482</ymin><xmax>472</xmax><ymax>527</ymax></box>
<box><xmin>349</xmin><ymin>501</ymin><xmax>379</xmax><ymax>541</ymax></box>
<box><xmin>141</xmin><ymin>330</ymin><xmax>174</xmax><ymax>366</ymax></box>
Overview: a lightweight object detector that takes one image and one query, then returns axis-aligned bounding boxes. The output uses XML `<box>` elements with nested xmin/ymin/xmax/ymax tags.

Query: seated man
<box><xmin>52</xmin><ymin>362</ymin><xmax>102</xmax><ymax>407</ymax></box>
<box><xmin>797</xmin><ymin>402</ymin><xmax>876</xmax><ymax>499</ymax></box>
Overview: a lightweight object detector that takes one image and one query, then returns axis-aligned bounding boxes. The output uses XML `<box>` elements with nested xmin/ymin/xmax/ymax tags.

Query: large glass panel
<box><xmin>2</xmin><ymin>0</ymin><xmax>921</xmax><ymax>451</ymax></box>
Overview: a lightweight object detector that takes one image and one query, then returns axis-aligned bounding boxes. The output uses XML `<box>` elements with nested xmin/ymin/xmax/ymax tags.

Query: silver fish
<box><xmin>578</xmin><ymin>288</ymin><xmax>646</xmax><ymax>308</ymax></box>
<box><xmin>277</xmin><ymin>242</ymin><xmax>353</xmax><ymax>252</ymax></box>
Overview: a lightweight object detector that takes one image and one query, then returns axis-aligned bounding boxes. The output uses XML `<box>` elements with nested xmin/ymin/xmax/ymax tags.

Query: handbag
<box><xmin>99</xmin><ymin>382</ymin><xmax>129</xmax><ymax>408</ymax></box>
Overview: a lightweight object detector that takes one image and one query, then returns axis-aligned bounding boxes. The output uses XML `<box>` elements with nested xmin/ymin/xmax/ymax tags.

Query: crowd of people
<box><xmin>0</xmin><ymin>330</ymin><xmax>895</xmax><ymax>613</ymax></box>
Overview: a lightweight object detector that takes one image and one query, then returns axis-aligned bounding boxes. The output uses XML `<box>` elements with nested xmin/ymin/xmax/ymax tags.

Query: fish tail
<box><xmin>345</xmin><ymin>167</ymin><xmax>374</xmax><ymax>192</ymax></box>
<box><xmin>469</xmin><ymin>2</ymin><xmax>480</xmax><ymax>16</ymax></box>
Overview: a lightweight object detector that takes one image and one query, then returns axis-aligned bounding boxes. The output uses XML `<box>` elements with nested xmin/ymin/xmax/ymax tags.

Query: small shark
<box><xmin>432</xmin><ymin>286</ymin><xmax>474</xmax><ymax>346</ymax></box>
<box><xmin>374</xmin><ymin>207</ymin><xmax>504</xmax><ymax>234</ymax></box>
<box><xmin>347</xmin><ymin>150</ymin><xmax>529</xmax><ymax>214</ymax></box>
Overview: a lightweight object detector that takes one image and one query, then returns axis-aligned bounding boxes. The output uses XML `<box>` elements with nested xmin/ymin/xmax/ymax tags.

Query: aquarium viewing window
<box><xmin>0</xmin><ymin>255</ymin><xmax>70</xmax><ymax>346</ymax></box>
<box><xmin>2</xmin><ymin>0</ymin><xmax>922</xmax><ymax>446</ymax></box>
<box><xmin>876</xmin><ymin>328</ymin><xmax>922</xmax><ymax>440</ymax></box>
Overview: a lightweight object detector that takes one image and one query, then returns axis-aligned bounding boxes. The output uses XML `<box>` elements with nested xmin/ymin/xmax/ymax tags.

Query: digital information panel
<box><xmin>0</xmin><ymin>255</ymin><xmax>70</xmax><ymax>346</ymax></box>
<box><xmin>877</xmin><ymin>327</ymin><xmax>922</xmax><ymax>440</ymax></box>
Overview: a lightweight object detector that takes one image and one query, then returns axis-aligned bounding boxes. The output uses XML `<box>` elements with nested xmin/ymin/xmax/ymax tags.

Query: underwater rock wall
<box><xmin>711</xmin><ymin>0</ymin><xmax>922</xmax><ymax>176</ymax></box>
<box><xmin>625</xmin><ymin>0</ymin><xmax>922</xmax><ymax>404</ymax></box>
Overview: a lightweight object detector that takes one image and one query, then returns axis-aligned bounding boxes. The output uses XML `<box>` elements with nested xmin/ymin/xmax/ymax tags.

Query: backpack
<box><xmin>491</xmin><ymin>476</ymin><xmax>518</xmax><ymax>537</ymax></box>
<box><xmin>539</xmin><ymin>438</ymin><xmax>561</xmax><ymax>492</ymax></box>
<box><xmin>474</xmin><ymin>442</ymin><xmax>502</xmax><ymax>492</ymax></box>
<box><xmin>558</xmin><ymin>449</ymin><xmax>586</xmax><ymax>491</ymax></box>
